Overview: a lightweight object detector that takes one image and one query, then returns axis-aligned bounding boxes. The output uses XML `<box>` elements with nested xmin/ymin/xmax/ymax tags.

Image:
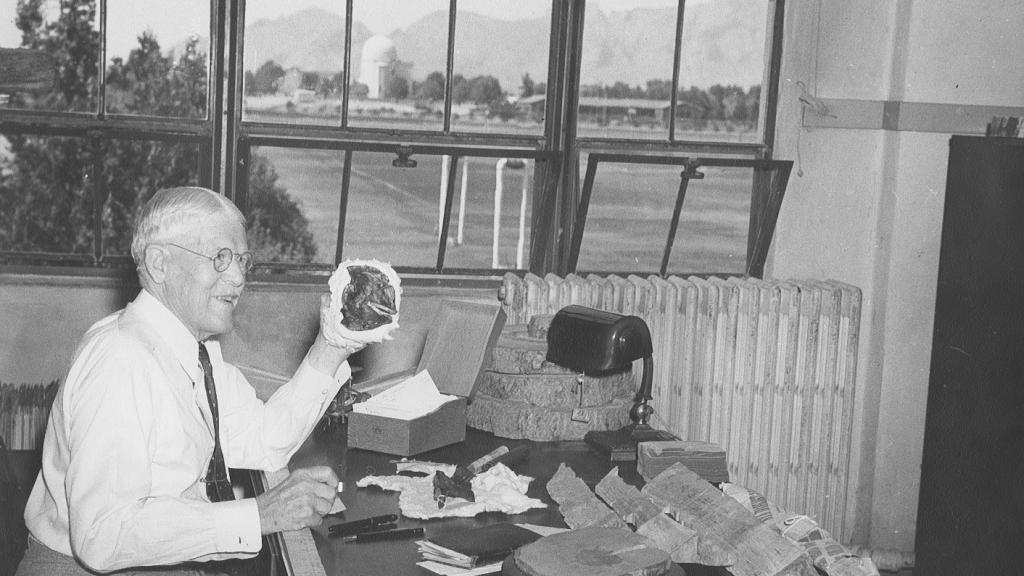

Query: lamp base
<box><xmin>584</xmin><ymin>424</ymin><xmax>678</xmax><ymax>462</ymax></box>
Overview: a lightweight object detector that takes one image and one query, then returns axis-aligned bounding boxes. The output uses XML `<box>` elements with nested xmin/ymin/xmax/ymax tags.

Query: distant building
<box><xmin>516</xmin><ymin>95</ymin><xmax>674</xmax><ymax>127</ymax></box>
<box><xmin>358</xmin><ymin>35</ymin><xmax>412</xmax><ymax>100</ymax></box>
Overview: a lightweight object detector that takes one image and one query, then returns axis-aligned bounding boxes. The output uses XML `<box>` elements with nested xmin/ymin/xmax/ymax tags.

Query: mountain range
<box><xmin>240</xmin><ymin>2</ymin><xmax>766</xmax><ymax>92</ymax></box>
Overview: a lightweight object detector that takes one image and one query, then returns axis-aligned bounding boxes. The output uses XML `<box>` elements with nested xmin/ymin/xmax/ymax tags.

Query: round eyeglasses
<box><xmin>167</xmin><ymin>243</ymin><xmax>255</xmax><ymax>275</ymax></box>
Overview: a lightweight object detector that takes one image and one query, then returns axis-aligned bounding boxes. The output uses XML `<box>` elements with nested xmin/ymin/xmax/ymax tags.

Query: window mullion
<box><xmin>668</xmin><ymin>0</ymin><xmax>686</xmax><ymax>142</ymax></box>
<box><xmin>340</xmin><ymin>0</ymin><xmax>354</xmax><ymax>129</ymax></box>
<box><xmin>97</xmin><ymin>0</ymin><xmax>108</xmax><ymax>119</ymax></box>
<box><xmin>442</xmin><ymin>0</ymin><xmax>458</xmax><ymax>134</ymax></box>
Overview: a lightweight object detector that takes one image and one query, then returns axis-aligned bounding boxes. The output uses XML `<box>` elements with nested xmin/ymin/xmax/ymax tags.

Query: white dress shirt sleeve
<box><xmin>216</xmin><ymin>354</ymin><xmax>350</xmax><ymax>472</ymax></box>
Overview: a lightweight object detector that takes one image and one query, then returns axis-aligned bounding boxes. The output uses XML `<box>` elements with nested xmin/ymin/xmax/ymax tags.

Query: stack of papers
<box><xmin>350</xmin><ymin>370</ymin><xmax>457</xmax><ymax>420</ymax></box>
<box><xmin>637</xmin><ymin>440</ymin><xmax>730</xmax><ymax>483</ymax></box>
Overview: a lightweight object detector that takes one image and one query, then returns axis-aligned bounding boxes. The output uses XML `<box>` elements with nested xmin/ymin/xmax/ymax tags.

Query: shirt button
<box><xmin>321</xmin><ymin>389</ymin><xmax>328</xmax><ymax>396</ymax></box>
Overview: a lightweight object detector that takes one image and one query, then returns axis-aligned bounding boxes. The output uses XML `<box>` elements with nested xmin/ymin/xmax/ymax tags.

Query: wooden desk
<box><xmin>267</xmin><ymin>426</ymin><xmax>717</xmax><ymax>576</ymax></box>
<box><xmin>262</xmin><ymin>425</ymin><xmax>636</xmax><ymax>576</ymax></box>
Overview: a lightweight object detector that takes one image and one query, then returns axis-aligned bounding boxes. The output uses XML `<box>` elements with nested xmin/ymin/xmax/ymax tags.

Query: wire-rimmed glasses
<box><xmin>167</xmin><ymin>243</ymin><xmax>255</xmax><ymax>275</ymax></box>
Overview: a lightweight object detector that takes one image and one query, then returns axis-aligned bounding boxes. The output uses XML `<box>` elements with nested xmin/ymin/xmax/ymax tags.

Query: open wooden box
<box><xmin>347</xmin><ymin>299</ymin><xmax>506</xmax><ymax>456</ymax></box>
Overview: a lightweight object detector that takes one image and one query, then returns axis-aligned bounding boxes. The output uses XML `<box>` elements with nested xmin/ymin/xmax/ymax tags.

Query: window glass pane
<box><xmin>578</xmin><ymin>0</ymin><xmax>769</xmax><ymax>144</ymax></box>
<box><xmin>0</xmin><ymin>133</ymin><xmax>94</xmax><ymax>253</ymax></box>
<box><xmin>105</xmin><ymin>0</ymin><xmax>209</xmax><ymax>118</ymax></box>
<box><xmin>675</xmin><ymin>0</ymin><xmax>768</xmax><ymax>144</ymax></box>
<box><xmin>242</xmin><ymin>0</ymin><xmax>346</xmax><ymax>126</ymax></box>
<box><xmin>575</xmin><ymin>157</ymin><xmax>676</xmax><ymax>272</ymax></box>
<box><xmin>101</xmin><ymin>139</ymin><xmax>204</xmax><ymax>256</ymax></box>
<box><xmin>348</xmin><ymin>0</ymin><xmax>446</xmax><ymax>131</ymax></box>
<box><xmin>450</xmin><ymin>0</ymin><xmax>550</xmax><ymax>135</ymax></box>
<box><xmin>342</xmin><ymin>151</ymin><xmax>443</xmax><ymax>267</ymax></box>
<box><xmin>574</xmin><ymin>158</ymin><xmax>752</xmax><ymax>275</ymax></box>
<box><xmin>665</xmin><ymin>166</ymin><xmax>751</xmax><ymax>274</ymax></box>
<box><xmin>0</xmin><ymin>0</ymin><xmax>99</xmax><ymax>113</ymax></box>
<box><xmin>443</xmin><ymin>156</ymin><xmax>534</xmax><ymax>270</ymax></box>
<box><xmin>578</xmin><ymin>1</ymin><xmax>677</xmax><ymax>141</ymax></box>
<box><xmin>248</xmin><ymin>146</ymin><xmax>342</xmax><ymax>265</ymax></box>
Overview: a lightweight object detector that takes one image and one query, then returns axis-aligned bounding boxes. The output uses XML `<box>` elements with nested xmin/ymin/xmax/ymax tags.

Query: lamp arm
<box><xmin>629</xmin><ymin>355</ymin><xmax>655</xmax><ymax>426</ymax></box>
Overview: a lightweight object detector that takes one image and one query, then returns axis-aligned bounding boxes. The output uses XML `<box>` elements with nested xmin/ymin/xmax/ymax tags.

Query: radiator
<box><xmin>0</xmin><ymin>381</ymin><xmax>57</xmax><ymax>451</ymax></box>
<box><xmin>500</xmin><ymin>273</ymin><xmax>862</xmax><ymax>540</ymax></box>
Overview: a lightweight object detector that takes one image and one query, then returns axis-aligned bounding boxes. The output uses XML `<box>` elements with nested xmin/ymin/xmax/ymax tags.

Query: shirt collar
<box><xmin>130</xmin><ymin>289</ymin><xmax>207</xmax><ymax>381</ymax></box>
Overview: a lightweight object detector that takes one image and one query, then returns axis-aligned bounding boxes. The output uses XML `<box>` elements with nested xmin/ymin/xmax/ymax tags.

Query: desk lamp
<box><xmin>546</xmin><ymin>305</ymin><xmax>677</xmax><ymax>461</ymax></box>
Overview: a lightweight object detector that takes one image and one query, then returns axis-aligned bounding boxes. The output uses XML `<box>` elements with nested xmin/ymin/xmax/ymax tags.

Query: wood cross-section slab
<box><xmin>641</xmin><ymin>463</ymin><xmax>817</xmax><ymax>576</ymax></box>
<box><xmin>513</xmin><ymin>526</ymin><xmax>673</xmax><ymax>576</ymax></box>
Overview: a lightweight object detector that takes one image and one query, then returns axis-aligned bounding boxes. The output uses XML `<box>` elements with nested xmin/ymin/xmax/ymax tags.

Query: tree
<box><xmin>415</xmin><ymin>71</ymin><xmax>446</xmax><ymax>101</ymax></box>
<box><xmin>451</xmin><ymin>74</ymin><xmax>471</xmax><ymax>103</ymax></box>
<box><xmin>245</xmin><ymin>155</ymin><xmax>317</xmax><ymax>263</ymax></box>
<box><xmin>520</xmin><ymin>73</ymin><xmax>535</xmax><ymax>98</ymax></box>
<box><xmin>247</xmin><ymin>60</ymin><xmax>285</xmax><ymax>95</ymax></box>
<box><xmin>0</xmin><ymin>0</ymin><xmax>317</xmax><ymax>264</ymax></box>
<box><xmin>386</xmin><ymin>75</ymin><xmax>410</xmax><ymax>100</ymax></box>
<box><xmin>468</xmin><ymin>75</ymin><xmax>503</xmax><ymax>106</ymax></box>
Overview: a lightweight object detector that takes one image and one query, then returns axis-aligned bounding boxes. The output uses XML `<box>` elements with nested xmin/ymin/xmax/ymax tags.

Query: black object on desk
<box><xmin>338</xmin><ymin>526</ymin><xmax>423</xmax><ymax>544</ymax></box>
<box><xmin>546</xmin><ymin>305</ymin><xmax>677</xmax><ymax>461</ymax></box>
<box><xmin>327</xmin><ymin>513</ymin><xmax>399</xmax><ymax>537</ymax></box>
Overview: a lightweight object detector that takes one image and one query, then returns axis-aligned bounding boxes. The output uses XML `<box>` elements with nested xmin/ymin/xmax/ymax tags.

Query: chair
<box><xmin>0</xmin><ymin>436</ymin><xmax>29</xmax><ymax>576</ymax></box>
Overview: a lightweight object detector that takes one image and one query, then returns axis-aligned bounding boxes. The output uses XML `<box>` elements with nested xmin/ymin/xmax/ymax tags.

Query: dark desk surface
<box><xmin>284</xmin><ymin>426</ymin><xmax>716</xmax><ymax>576</ymax></box>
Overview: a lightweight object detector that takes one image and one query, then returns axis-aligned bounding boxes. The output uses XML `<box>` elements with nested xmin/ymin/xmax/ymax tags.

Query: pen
<box><xmin>339</xmin><ymin>527</ymin><xmax>425</xmax><ymax>544</ymax></box>
<box><xmin>327</xmin><ymin>513</ymin><xmax>399</xmax><ymax>535</ymax></box>
<box><xmin>329</xmin><ymin>523</ymin><xmax>397</xmax><ymax>538</ymax></box>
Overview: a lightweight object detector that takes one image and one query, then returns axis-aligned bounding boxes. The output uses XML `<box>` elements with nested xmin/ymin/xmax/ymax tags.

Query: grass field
<box><xmin>259</xmin><ymin>146</ymin><xmax>753</xmax><ymax>274</ymax></box>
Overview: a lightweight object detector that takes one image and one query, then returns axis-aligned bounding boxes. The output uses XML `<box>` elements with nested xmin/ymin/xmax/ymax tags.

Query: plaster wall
<box><xmin>0</xmin><ymin>275</ymin><xmax>497</xmax><ymax>397</ymax></box>
<box><xmin>771</xmin><ymin>0</ymin><xmax>1024</xmax><ymax>552</ymax></box>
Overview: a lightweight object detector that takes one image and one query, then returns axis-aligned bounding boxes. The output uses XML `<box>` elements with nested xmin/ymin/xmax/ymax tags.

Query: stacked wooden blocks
<box><xmin>467</xmin><ymin>315</ymin><xmax>635</xmax><ymax>441</ymax></box>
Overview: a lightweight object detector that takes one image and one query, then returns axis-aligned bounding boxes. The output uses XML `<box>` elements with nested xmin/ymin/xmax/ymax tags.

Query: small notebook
<box><xmin>419</xmin><ymin>523</ymin><xmax>541</xmax><ymax>568</ymax></box>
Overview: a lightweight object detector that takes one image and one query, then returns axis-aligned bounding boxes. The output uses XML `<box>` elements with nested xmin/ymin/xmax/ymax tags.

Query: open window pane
<box><xmin>443</xmin><ymin>156</ymin><xmax>534</xmax><ymax>270</ymax></box>
<box><xmin>247</xmin><ymin>146</ymin><xmax>342</xmax><ymax>265</ymax></box>
<box><xmin>664</xmin><ymin>166</ymin><xmax>751</xmax><ymax>274</ymax></box>
<box><xmin>0</xmin><ymin>0</ymin><xmax>99</xmax><ymax>113</ymax></box>
<box><xmin>0</xmin><ymin>133</ymin><xmax>94</xmax><ymax>253</ymax></box>
<box><xmin>342</xmin><ymin>150</ymin><xmax>444</xmax><ymax>267</ymax></box>
<box><xmin>575</xmin><ymin>158</ymin><xmax>755</xmax><ymax>275</ymax></box>
<box><xmin>242</xmin><ymin>0</ymin><xmax>346</xmax><ymax>126</ymax></box>
<box><xmin>450</xmin><ymin>0</ymin><xmax>550</xmax><ymax>135</ymax></box>
<box><xmin>101</xmin><ymin>139</ymin><xmax>204</xmax><ymax>256</ymax></box>
<box><xmin>348</xmin><ymin>0</ymin><xmax>446</xmax><ymax>131</ymax></box>
<box><xmin>575</xmin><ymin>157</ymin><xmax>676</xmax><ymax>272</ymax></box>
<box><xmin>105</xmin><ymin>0</ymin><xmax>209</xmax><ymax>118</ymax></box>
<box><xmin>675</xmin><ymin>0</ymin><xmax>768</xmax><ymax>144</ymax></box>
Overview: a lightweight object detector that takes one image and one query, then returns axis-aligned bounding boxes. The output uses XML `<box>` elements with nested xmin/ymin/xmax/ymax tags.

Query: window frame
<box><xmin>1</xmin><ymin>0</ymin><xmax>788</xmax><ymax>280</ymax></box>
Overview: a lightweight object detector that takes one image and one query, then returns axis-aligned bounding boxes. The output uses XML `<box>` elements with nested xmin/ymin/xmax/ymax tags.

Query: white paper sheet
<box><xmin>350</xmin><ymin>370</ymin><xmax>457</xmax><ymax>420</ymax></box>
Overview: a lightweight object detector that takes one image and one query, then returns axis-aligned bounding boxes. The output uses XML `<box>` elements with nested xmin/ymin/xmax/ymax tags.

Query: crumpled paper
<box><xmin>356</xmin><ymin>462</ymin><xmax>546</xmax><ymax>519</ymax></box>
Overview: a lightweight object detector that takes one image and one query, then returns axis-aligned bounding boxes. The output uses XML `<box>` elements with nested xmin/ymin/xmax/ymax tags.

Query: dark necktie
<box><xmin>199</xmin><ymin>342</ymin><xmax>234</xmax><ymax>502</ymax></box>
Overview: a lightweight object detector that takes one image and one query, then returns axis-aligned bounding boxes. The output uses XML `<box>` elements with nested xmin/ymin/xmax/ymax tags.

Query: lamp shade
<box><xmin>545</xmin><ymin>305</ymin><xmax>653</xmax><ymax>374</ymax></box>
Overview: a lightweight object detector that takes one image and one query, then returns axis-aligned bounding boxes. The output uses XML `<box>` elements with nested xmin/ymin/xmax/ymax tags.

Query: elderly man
<box><xmin>17</xmin><ymin>187</ymin><xmax>362</xmax><ymax>575</ymax></box>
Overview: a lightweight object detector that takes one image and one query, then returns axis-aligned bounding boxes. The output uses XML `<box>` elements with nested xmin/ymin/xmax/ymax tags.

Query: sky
<box><xmin>0</xmin><ymin>0</ymin><xmax>689</xmax><ymax>60</ymax></box>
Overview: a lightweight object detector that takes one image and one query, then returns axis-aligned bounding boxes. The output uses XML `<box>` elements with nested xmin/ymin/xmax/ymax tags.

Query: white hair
<box><xmin>131</xmin><ymin>186</ymin><xmax>245</xmax><ymax>269</ymax></box>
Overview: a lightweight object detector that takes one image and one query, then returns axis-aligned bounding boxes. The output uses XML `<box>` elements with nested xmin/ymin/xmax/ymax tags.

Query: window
<box><xmin>0</xmin><ymin>0</ymin><xmax>215</xmax><ymax>267</ymax></box>
<box><xmin>2</xmin><ymin>1</ymin><xmax>786</xmax><ymax>278</ymax></box>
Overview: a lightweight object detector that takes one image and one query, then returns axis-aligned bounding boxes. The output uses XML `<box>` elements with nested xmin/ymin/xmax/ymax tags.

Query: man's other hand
<box><xmin>256</xmin><ymin>466</ymin><xmax>340</xmax><ymax>534</ymax></box>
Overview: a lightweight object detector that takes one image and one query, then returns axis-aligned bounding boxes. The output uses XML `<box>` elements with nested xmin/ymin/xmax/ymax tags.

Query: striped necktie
<box><xmin>199</xmin><ymin>341</ymin><xmax>234</xmax><ymax>502</ymax></box>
